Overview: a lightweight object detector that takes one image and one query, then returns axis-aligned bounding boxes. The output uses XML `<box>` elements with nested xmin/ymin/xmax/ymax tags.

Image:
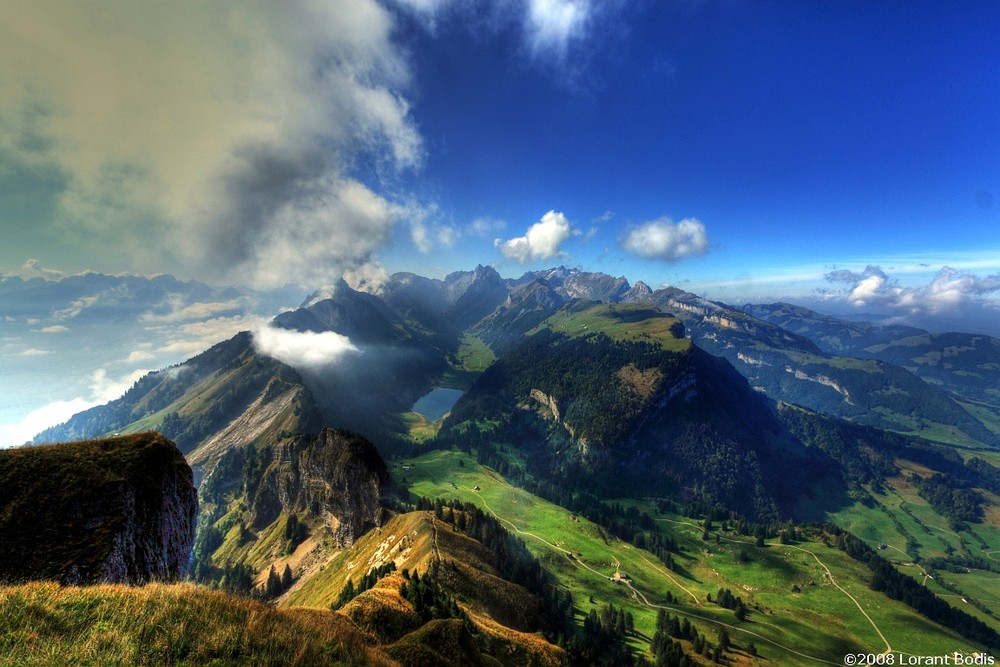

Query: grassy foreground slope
<box><xmin>394</xmin><ymin>448</ymin><xmax>991</xmax><ymax>664</ymax></box>
<box><xmin>0</xmin><ymin>582</ymin><xmax>391</xmax><ymax>667</ymax></box>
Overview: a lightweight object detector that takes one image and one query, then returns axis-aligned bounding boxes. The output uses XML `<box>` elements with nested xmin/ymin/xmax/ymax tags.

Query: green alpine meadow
<box><xmin>2</xmin><ymin>3</ymin><xmax>999</xmax><ymax>665</ymax></box>
<box><xmin>6</xmin><ymin>267</ymin><xmax>999</xmax><ymax>665</ymax></box>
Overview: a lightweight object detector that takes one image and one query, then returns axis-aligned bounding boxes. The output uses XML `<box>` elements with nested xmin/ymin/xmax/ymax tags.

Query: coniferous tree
<box><xmin>265</xmin><ymin>565</ymin><xmax>281</xmax><ymax>599</ymax></box>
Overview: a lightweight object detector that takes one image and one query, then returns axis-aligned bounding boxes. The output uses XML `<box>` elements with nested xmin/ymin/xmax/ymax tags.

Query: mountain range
<box><xmin>37</xmin><ymin>265</ymin><xmax>1000</xmax><ymax>454</ymax></box>
<box><xmin>17</xmin><ymin>265</ymin><xmax>1000</xmax><ymax>664</ymax></box>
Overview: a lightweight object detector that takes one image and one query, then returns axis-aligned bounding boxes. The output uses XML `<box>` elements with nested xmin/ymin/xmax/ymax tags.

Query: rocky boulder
<box><xmin>0</xmin><ymin>432</ymin><xmax>197</xmax><ymax>585</ymax></box>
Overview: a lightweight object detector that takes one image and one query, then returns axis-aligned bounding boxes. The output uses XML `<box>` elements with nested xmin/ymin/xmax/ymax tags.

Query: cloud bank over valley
<box><xmin>0</xmin><ymin>269</ymin><xmax>303</xmax><ymax>446</ymax></box>
<box><xmin>252</xmin><ymin>326</ymin><xmax>358</xmax><ymax>370</ymax></box>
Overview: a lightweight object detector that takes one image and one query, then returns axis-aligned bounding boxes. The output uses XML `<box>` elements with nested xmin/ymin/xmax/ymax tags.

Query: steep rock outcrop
<box><xmin>245</xmin><ymin>428</ymin><xmax>389</xmax><ymax>547</ymax></box>
<box><xmin>0</xmin><ymin>433</ymin><xmax>197</xmax><ymax>585</ymax></box>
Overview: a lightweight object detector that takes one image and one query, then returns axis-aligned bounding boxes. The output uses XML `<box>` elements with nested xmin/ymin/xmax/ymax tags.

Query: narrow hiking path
<box><xmin>659</xmin><ymin>517</ymin><xmax>894</xmax><ymax>655</ymax></box>
<box><xmin>621</xmin><ymin>544</ymin><xmax>703</xmax><ymax>607</ymax></box>
<box><xmin>785</xmin><ymin>542</ymin><xmax>892</xmax><ymax>654</ymax></box>
<box><xmin>430</xmin><ymin>516</ymin><xmax>443</xmax><ymax>564</ymax></box>
<box><xmin>471</xmin><ymin>489</ymin><xmax>844</xmax><ymax>665</ymax></box>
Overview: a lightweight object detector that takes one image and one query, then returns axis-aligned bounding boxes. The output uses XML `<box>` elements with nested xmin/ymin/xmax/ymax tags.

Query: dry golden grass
<box><xmin>343</xmin><ymin>578</ymin><xmax>422</xmax><ymax>643</ymax></box>
<box><xmin>465</xmin><ymin>612</ymin><xmax>568</xmax><ymax>667</ymax></box>
<box><xmin>980</xmin><ymin>489</ymin><xmax>1000</xmax><ymax>528</ymax></box>
<box><xmin>284</xmin><ymin>512</ymin><xmax>438</xmax><ymax>609</ymax></box>
<box><xmin>0</xmin><ymin>581</ymin><xmax>396</xmax><ymax>666</ymax></box>
<box><xmin>386</xmin><ymin>618</ymin><xmax>501</xmax><ymax>667</ymax></box>
<box><xmin>616</xmin><ymin>363</ymin><xmax>664</xmax><ymax>399</ymax></box>
<box><xmin>275</xmin><ymin>510</ymin><xmax>568</xmax><ymax>665</ymax></box>
<box><xmin>894</xmin><ymin>457</ymin><xmax>939</xmax><ymax>479</ymax></box>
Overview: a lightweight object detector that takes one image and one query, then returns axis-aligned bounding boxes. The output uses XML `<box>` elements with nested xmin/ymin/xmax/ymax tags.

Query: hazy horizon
<box><xmin>3</xmin><ymin>1</ymin><xmax>999</xmax><ymax>444</ymax></box>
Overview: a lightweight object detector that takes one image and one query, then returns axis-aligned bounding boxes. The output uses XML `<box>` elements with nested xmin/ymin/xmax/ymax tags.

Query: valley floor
<box><xmin>394</xmin><ymin>448</ymin><xmax>997</xmax><ymax>665</ymax></box>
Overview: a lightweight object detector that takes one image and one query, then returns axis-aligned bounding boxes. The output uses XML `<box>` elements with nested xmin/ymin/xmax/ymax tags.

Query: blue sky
<box><xmin>2</xmin><ymin>0</ymin><xmax>1000</xmax><ymax>444</ymax></box>
<box><xmin>379</xmin><ymin>1</ymin><xmax>1000</xmax><ymax>307</ymax></box>
<box><xmin>2</xmin><ymin>1</ymin><xmax>999</xmax><ymax>313</ymax></box>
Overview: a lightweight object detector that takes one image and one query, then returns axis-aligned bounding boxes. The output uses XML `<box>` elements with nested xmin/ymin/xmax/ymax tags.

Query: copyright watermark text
<box><xmin>843</xmin><ymin>653</ymin><xmax>995</xmax><ymax>666</ymax></box>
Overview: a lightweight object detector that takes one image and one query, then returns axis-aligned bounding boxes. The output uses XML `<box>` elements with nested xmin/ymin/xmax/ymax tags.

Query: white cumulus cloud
<box><xmin>90</xmin><ymin>368</ymin><xmax>150</xmax><ymax>403</ymax></box>
<box><xmin>343</xmin><ymin>261</ymin><xmax>390</xmax><ymax>294</ymax></box>
<box><xmin>496</xmin><ymin>210</ymin><xmax>572</xmax><ymax>263</ymax></box>
<box><xmin>524</xmin><ymin>0</ymin><xmax>593</xmax><ymax>58</ymax></box>
<box><xmin>252</xmin><ymin>326</ymin><xmax>359</xmax><ymax>369</ymax></box>
<box><xmin>125</xmin><ymin>350</ymin><xmax>157</xmax><ymax>364</ymax></box>
<box><xmin>140</xmin><ymin>298</ymin><xmax>245</xmax><ymax>324</ymax></box>
<box><xmin>825</xmin><ymin>265</ymin><xmax>1000</xmax><ymax>315</ymax></box>
<box><xmin>20</xmin><ymin>260</ymin><xmax>65</xmax><ymax>280</ymax></box>
<box><xmin>621</xmin><ymin>217</ymin><xmax>710</xmax><ymax>261</ymax></box>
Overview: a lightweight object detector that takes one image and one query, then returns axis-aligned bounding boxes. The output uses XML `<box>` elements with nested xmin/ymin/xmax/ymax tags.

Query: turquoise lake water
<box><xmin>411</xmin><ymin>388</ymin><xmax>464</xmax><ymax>422</ymax></box>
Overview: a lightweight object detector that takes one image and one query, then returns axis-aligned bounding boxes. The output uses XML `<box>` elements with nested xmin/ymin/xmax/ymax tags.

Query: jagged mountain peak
<box><xmin>521</xmin><ymin>266</ymin><xmax>634</xmax><ymax>302</ymax></box>
<box><xmin>442</xmin><ymin>263</ymin><xmax>503</xmax><ymax>303</ymax></box>
<box><xmin>300</xmin><ymin>278</ymin><xmax>353</xmax><ymax>309</ymax></box>
<box><xmin>277</xmin><ymin>279</ymin><xmax>410</xmax><ymax>345</ymax></box>
<box><xmin>624</xmin><ymin>280</ymin><xmax>652</xmax><ymax>299</ymax></box>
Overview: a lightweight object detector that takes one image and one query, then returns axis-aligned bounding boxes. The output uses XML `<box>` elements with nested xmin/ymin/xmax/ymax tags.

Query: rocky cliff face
<box><xmin>0</xmin><ymin>433</ymin><xmax>197</xmax><ymax>585</ymax></box>
<box><xmin>244</xmin><ymin>428</ymin><xmax>389</xmax><ymax>547</ymax></box>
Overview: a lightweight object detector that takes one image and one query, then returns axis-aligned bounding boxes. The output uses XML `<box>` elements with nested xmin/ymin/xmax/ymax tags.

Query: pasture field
<box><xmin>394</xmin><ymin>448</ymin><xmax>989</xmax><ymax>663</ymax></box>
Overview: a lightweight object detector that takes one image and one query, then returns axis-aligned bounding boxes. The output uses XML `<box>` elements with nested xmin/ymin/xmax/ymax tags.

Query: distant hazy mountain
<box><xmin>741</xmin><ymin>302</ymin><xmax>928</xmax><ymax>353</ymax></box>
<box><xmin>745</xmin><ymin>302</ymin><xmax>1000</xmax><ymax>411</ymax></box>
<box><xmin>622</xmin><ymin>288</ymin><xmax>1000</xmax><ymax>448</ymax></box>
<box><xmin>38</xmin><ymin>265</ymin><xmax>1000</xmax><ymax>454</ymax></box>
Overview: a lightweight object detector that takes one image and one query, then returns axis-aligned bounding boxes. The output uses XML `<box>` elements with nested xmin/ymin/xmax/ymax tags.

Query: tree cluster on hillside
<box><xmin>711</xmin><ymin>587</ymin><xmax>750</xmax><ymax>622</ymax></box>
<box><xmin>282</xmin><ymin>514</ymin><xmax>309</xmax><ymax>554</ymax></box>
<box><xmin>966</xmin><ymin>457</ymin><xmax>1000</xmax><ymax>495</ymax></box>
<box><xmin>449</xmin><ymin>329</ymin><xmax>682</xmax><ymax>448</ymax></box>
<box><xmin>910</xmin><ymin>473</ymin><xmax>984</xmax><ymax>529</ymax></box>
<box><xmin>399</xmin><ymin>566</ymin><xmax>467</xmax><ymax>624</ymax></box>
<box><xmin>651</xmin><ymin>609</ymin><xmax>713</xmax><ymax>666</ymax></box>
<box><xmin>777</xmin><ymin>404</ymin><xmax>897</xmax><ymax>489</ymax></box>
<box><xmin>265</xmin><ymin>563</ymin><xmax>294</xmax><ymax>599</ymax></box>
<box><xmin>218</xmin><ymin>563</ymin><xmax>255</xmax><ymax>597</ymax></box>
<box><xmin>572</xmin><ymin>603</ymin><xmax>638</xmax><ymax>667</ymax></box>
